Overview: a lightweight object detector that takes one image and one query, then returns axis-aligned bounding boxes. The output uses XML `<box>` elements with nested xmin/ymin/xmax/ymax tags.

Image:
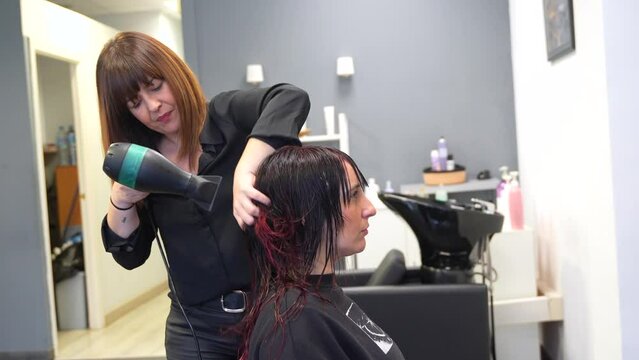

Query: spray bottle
<box><xmin>509</xmin><ymin>171</ymin><xmax>524</xmax><ymax>230</ymax></box>
<box><xmin>496</xmin><ymin>166</ymin><xmax>509</xmax><ymax>199</ymax></box>
<box><xmin>496</xmin><ymin>169</ymin><xmax>511</xmax><ymax>231</ymax></box>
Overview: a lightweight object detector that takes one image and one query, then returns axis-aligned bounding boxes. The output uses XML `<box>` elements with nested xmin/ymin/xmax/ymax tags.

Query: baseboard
<box><xmin>105</xmin><ymin>281</ymin><xmax>168</xmax><ymax>326</ymax></box>
<box><xmin>0</xmin><ymin>349</ymin><xmax>54</xmax><ymax>359</ymax></box>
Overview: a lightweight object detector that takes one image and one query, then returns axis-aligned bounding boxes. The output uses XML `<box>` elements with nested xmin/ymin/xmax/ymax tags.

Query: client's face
<box><xmin>336</xmin><ymin>164</ymin><xmax>377</xmax><ymax>258</ymax></box>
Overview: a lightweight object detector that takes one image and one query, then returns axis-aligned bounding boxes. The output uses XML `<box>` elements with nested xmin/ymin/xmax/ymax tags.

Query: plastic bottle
<box><xmin>446</xmin><ymin>154</ymin><xmax>455</xmax><ymax>171</ymax></box>
<box><xmin>496</xmin><ymin>172</ymin><xmax>511</xmax><ymax>231</ymax></box>
<box><xmin>430</xmin><ymin>149</ymin><xmax>441</xmax><ymax>171</ymax></box>
<box><xmin>496</xmin><ymin>166</ymin><xmax>509</xmax><ymax>198</ymax></box>
<box><xmin>67</xmin><ymin>125</ymin><xmax>77</xmax><ymax>165</ymax></box>
<box><xmin>509</xmin><ymin>171</ymin><xmax>524</xmax><ymax>230</ymax></box>
<box><xmin>435</xmin><ymin>184</ymin><xmax>448</xmax><ymax>202</ymax></box>
<box><xmin>384</xmin><ymin>180</ymin><xmax>394</xmax><ymax>193</ymax></box>
<box><xmin>437</xmin><ymin>137</ymin><xmax>448</xmax><ymax>171</ymax></box>
<box><xmin>56</xmin><ymin>125</ymin><xmax>69</xmax><ymax>165</ymax></box>
<box><xmin>365</xmin><ymin>178</ymin><xmax>385</xmax><ymax>208</ymax></box>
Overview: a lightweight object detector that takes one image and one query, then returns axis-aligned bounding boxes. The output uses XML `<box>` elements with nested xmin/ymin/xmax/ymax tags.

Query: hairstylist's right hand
<box><xmin>232</xmin><ymin>169</ymin><xmax>270</xmax><ymax>230</ymax></box>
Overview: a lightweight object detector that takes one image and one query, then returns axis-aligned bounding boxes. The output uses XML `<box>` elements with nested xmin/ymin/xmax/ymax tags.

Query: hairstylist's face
<box><xmin>336</xmin><ymin>164</ymin><xmax>377</xmax><ymax>258</ymax></box>
<box><xmin>127</xmin><ymin>78</ymin><xmax>180</xmax><ymax>138</ymax></box>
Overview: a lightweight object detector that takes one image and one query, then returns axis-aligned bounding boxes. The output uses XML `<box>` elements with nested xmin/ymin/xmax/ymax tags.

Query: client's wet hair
<box><xmin>238</xmin><ymin>145</ymin><xmax>367</xmax><ymax>359</ymax></box>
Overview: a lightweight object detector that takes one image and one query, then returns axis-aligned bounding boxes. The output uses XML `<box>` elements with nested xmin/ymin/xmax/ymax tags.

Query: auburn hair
<box><xmin>96</xmin><ymin>31</ymin><xmax>206</xmax><ymax>168</ymax></box>
<box><xmin>238</xmin><ymin>145</ymin><xmax>367</xmax><ymax>359</ymax></box>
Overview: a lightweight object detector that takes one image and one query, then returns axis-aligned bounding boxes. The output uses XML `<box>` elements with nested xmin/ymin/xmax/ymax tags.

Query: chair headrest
<box><xmin>366</xmin><ymin>249</ymin><xmax>406</xmax><ymax>286</ymax></box>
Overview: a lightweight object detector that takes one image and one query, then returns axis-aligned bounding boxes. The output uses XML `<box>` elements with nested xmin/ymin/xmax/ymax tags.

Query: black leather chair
<box><xmin>338</xmin><ymin>252</ymin><xmax>490</xmax><ymax>360</ymax></box>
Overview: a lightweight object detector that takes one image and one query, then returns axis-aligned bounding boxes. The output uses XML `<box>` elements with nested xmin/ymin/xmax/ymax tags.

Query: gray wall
<box><xmin>0</xmin><ymin>0</ymin><xmax>53</xmax><ymax>356</ymax></box>
<box><xmin>603</xmin><ymin>2</ymin><xmax>639</xmax><ymax>358</ymax></box>
<box><xmin>183</xmin><ymin>0</ymin><xmax>517</xmax><ymax>186</ymax></box>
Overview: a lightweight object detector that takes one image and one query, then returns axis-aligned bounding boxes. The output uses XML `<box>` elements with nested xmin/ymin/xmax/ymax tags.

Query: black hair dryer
<box><xmin>103</xmin><ymin>143</ymin><xmax>222</xmax><ymax>212</ymax></box>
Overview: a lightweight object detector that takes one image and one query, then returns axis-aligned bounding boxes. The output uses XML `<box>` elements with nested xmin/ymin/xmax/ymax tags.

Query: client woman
<box><xmin>239</xmin><ymin>146</ymin><xmax>405</xmax><ymax>360</ymax></box>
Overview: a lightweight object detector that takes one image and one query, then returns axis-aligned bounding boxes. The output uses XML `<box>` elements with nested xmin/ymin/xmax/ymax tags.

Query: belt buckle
<box><xmin>221</xmin><ymin>290</ymin><xmax>247</xmax><ymax>313</ymax></box>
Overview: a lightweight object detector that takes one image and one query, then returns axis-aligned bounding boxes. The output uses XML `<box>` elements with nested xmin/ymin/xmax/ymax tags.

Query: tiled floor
<box><xmin>57</xmin><ymin>293</ymin><xmax>169</xmax><ymax>359</ymax></box>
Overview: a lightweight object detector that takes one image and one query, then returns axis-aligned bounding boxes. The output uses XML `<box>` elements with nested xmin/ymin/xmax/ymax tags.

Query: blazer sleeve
<box><xmin>209</xmin><ymin>83</ymin><xmax>310</xmax><ymax>149</ymax></box>
<box><xmin>100</xmin><ymin>206</ymin><xmax>156</xmax><ymax>270</ymax></box>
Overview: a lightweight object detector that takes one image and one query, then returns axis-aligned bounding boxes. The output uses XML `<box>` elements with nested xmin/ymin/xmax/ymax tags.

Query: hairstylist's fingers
<box><xmin>233</xmin><ymin>211</ymin><xmax>247</xmax><ymax>231</ymax></box>
<box><xmin>233</xmin><ymin>205</ymin><xmax>255</xmax><ymax>228</ymax></box>
<box><xmin>239</xmin><ymin>195</ymin><xmax>260</xmax><ymax>218</ymax></box>
<box><xmin>111</xmin><ymin>182</ymin><xmax>149</xmax><ymax>204</ymax></box>
<box><xmin>247</xmin><ymin>188</ymin><xmax>271</xmax><ymax>207</ymax></box>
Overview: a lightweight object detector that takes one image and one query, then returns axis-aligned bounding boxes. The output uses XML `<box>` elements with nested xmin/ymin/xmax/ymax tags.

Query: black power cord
<box><xmin>478</xmin><ymin>235</ymin><xmax>498</xmax><ymax>360</ymax></box>
<box><xmin>150</xmin><ymin>215</ymin><xmax>203</xmax><ymax>360</ymax></box>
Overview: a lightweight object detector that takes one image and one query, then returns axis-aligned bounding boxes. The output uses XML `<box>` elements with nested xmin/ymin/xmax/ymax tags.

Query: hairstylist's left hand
<box><xmin>233</xmin><ymin>138</ymin><xmax>276</xmax><ymax>230</ymax></box>
<box><xmin>233</xmin><ymin>169</ymin><xmax>271</xmax><ymax>230</ymax></box>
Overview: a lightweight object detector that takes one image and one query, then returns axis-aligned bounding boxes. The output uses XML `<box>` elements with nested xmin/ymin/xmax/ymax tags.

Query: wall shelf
<box><xmin>300</xmin><ymin>114</ymin><xmax>350</xmax><ymax>155</ymax></box>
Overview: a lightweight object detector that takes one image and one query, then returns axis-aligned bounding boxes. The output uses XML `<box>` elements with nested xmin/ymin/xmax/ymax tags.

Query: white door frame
<box><xmin>21</xmin><ymin>1</ymin><xmax>119</xmax><ymax>350</ymax></box>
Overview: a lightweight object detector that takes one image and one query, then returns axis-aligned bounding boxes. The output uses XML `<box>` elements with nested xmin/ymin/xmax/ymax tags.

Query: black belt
<box><xmin>220</xmin><ymin>290</ymin><xmax>248</xmax><ymax>313</ymax></box>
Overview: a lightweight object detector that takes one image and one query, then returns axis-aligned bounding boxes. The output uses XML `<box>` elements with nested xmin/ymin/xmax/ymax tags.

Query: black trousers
<box><xmin>165</xmin><ymin>293</ymin><xmax>244</xmax><ymax>360</ymax></box>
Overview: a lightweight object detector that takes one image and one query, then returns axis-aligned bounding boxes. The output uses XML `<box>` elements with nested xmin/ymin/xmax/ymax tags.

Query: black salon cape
<box><xmin>249</xmin><ymin>276</ymin><xmax>406</xmax><ymax>360</ymax></box>
<box><xmin>101</xmin><ymin>83</ymin><xmax>310</xmax><ymax>306</ymax></box>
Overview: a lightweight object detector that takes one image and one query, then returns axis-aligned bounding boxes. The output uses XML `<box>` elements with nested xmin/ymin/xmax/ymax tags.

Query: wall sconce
<box><xmin>246</xmin><ymin>64</ymin><xmax>264</xmax><ymax>85</ymax></box>
<box><xmin>336</xmin><ymin>56</ymin><xmax>354</xmax><ymax>77</ymax></box>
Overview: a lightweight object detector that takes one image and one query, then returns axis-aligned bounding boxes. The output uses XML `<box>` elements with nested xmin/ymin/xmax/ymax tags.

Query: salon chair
<box><xmin>337</xmin><ymin>193</ymin><xmax>504</xmax><ymax>360</ymax></box>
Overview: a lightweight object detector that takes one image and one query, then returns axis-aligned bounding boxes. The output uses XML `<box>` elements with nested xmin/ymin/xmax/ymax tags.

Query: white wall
<box><xmin>96</xmin><ymin>11</ymin><xmax>184</xmax><ymax>57</ymax></box>
<box><xmin>37</xmin><ymin>56</ymin><xmax>73</xmax><ymax>145</ymax></box>
<box><xmin>508</xmin><ymin>0</ymin><xmax>622</xmax><ymax>359</ymax></box>
<box><xmin>601</xmin><ymin>2</ymin><xmax>639</xmax><ymax>358</ymax></box>
<box><xmin>0</xmin><ymin>0</ymin><xmax>53</xmax><ymax>354</ymax></box>
<box><xmin>21</xmin><ymin>0</ymin><xmax>168</xmax><ymax>328</ymax></box>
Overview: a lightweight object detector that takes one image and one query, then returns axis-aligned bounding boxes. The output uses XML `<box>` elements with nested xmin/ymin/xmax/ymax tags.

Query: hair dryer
<box><xmin>103</xmin><ymin>143</ymin><xmax>222</xmax><ymax>212</ymax></box>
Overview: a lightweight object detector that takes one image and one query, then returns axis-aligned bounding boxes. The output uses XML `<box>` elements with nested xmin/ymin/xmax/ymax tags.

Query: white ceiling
<box><xmin>47</xmin><ymin>0</ymin><xmax>180</xmax><ymax>18</ymax></box>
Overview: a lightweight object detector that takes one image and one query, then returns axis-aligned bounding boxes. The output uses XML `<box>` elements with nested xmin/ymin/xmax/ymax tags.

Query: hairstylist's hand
<box><xmin>233</xmin><ymin>169</ymin><xmax>270</xmax><ymax>230</ymax></box>
<box><xmin>106</xmin><ymin>182</ymin><xmax>149</xmax><ymax>238</ymax></box>
<box><xmin>110</xmin><ymin>182</ymin><xmax>149</xmax><ymax>209</ymax></box>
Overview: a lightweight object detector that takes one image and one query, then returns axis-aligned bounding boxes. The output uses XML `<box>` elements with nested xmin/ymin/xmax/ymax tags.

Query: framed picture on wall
<box><xmin>543</xmin><ymin>0</ymin><xmax>575</xmax><ymax>61</ymax></box>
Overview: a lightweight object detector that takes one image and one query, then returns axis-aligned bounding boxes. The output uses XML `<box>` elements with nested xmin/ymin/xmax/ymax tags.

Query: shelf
<box><xmin>400</xmin><ymin>178</ymin><xmax>500</xmax><ymax>196</ymax></box>
<box><xmin>300</xmin><ymin>134</ymin><xmax>341</xmax><ymax>142</ymax></box>
<box><xmin>493</xmin><ymin>291</ymin><xmax>563</xmax><ymax>326</ymax></box>
<box><xmin>298</xmin><ymin>114</ymin><xmax>350</xmax><ymax>155</ymax></box>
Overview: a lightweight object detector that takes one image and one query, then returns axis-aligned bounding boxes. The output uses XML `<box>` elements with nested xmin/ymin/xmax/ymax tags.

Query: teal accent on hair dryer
<box><xmin>103</xmin><ymin>143</ymin><xmax>222</xmax><ymax>212</ymax></box>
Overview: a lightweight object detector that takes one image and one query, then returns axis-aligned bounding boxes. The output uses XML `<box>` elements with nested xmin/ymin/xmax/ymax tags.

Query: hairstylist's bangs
<box><xmin>101</xmin><ymin>53</ymin><xmax>163</xmax><ymax>108</ymax></box>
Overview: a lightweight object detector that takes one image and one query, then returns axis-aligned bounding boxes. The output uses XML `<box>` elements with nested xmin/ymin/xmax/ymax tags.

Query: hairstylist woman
<box><xmin>97</xmin><ymin>32</ymin><xmax>310</xmax><ymax>359</ymax></box>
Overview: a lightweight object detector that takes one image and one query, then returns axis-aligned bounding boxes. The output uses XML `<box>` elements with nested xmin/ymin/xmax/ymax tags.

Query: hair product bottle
<box><xmin>430</xmin><ymin>149</ymin><xmax>441</xmax><ymax>171</ymax></box>
<box><xmin>496</xmin><ymin>169</ymin><xmax>511</xmax><ymax>231</ymax></box>
<box><xmin>446</xmin><ymin>154</ymin><xmax>455</xmax><ymax>171</ymax></box>
<box><xmin>496</xmin><ymin>166</ymin><xmax>509</xmax><ymax>198</ymax></box>
<box><xmin>509</xmin><ymin>171</ymin><xmax>524</xmax><ymax>230</ymax></box>
<box><xmin>437</xmin><ymin>137</ymin><xmax>448</xmax><ymax>171</ymax></box>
